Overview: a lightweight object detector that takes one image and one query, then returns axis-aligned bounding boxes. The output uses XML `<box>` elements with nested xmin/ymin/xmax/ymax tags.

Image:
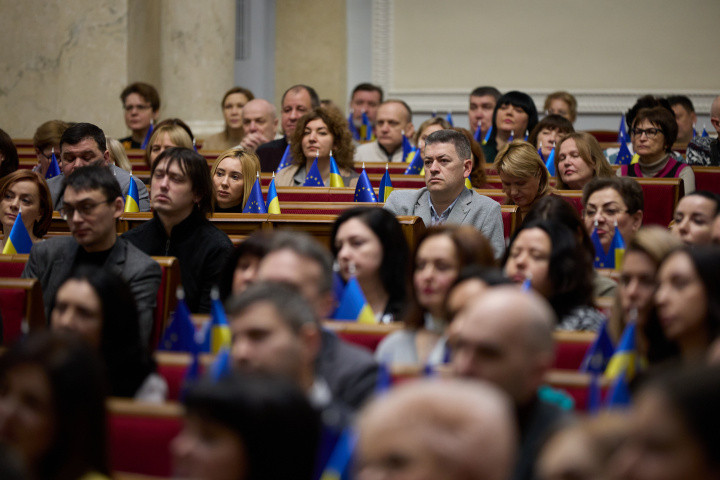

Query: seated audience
<box><xmin>468</xmin><ymin>86</ymin><xmax>502</xmax><ymax>137</ymax></box>
<box><xmin>123</xmin><ymin>147</ymin><xmax>233</xmax><ymax>313</ymax></box>
<box><xmin>482</xmin><ymin>90</ymin><xmax>539</xmax><ymax>162</ymax></box>
<box><xmin>238</xmin><ymin>99</ymin><xmax>278</xmax><ymax>154</ymax></box>
<box><xmin>453</xmin><ymin>126</ymin><xmax>488</xmax><ymax>188</ymax></box>
<box><xmin>414</xmin><ymin>117</ymin><xmax>451</xmax><ymax>152</ymax></box>
<box><xmin>543</xmin><ymin>91</ymin><xmax>578</xmax><ymax>123</ymax></box>
<box><xmin>32</xmin><ymin>120</ymin><xmax>70</xmax><ymax>177</ymax></box>
<box><xmin>348</xmin><ymin>83</ymin><xmax>383</xmax><ymax>141</ymax></box>
<box><xmin>384</xmin><ymin>129</ymin><xmax>505</xmax><ymax>258</ymax></box>
<box><xmin>554</xmin><ymin>131</ymin><xmax>614</xmax><ymax>190</ymax></box>
<box><xmin>449</xmin><ymin>286</ymin><xmax>569</xmax><ymax>480</ymax></box>
<box><xmin>105</xmin><ymin>137</ymin><xmax>132</xmax><ymax>173</ymax></box>
<box><xmin>0</xmin><ymin>170</ymin><xmax>52</xmax><ymax>250</ymax></box>
<box><xmin>618</xmin><ymin>106</ymin><xmax>695</xmax><ymax>192</ymax></box>
<box><xmin>142</xmin><ymin>118</ymin><xmax>194</xmax><ymax>169</ymax></box>
<box><xmin>528</xmin><ymin>114</ymin><xmax>574</xmax><ymax>161</ymax></box>
<box><xmin>667</xmin><ymin>94</ymin><xmax>697</xmax><ymax>145</ymax></box>
<box><xmin>210</xmin><ymin>147</ymin><xmax>261</xmax><ymax>213</ymax></box>
<box><xmin>582</xmin><ymin>176</ymin><xmax>644</xmax><ymax>256</ymax></box>
<box><xmin>357</xmin><ymin>379</ymin><xmax>516</xmax><ymax>480</ymax></box>
<box><xmin>119</xmin><ymin>82</ymin><xmax>160</xmax><ymax>149</ymax></box>
<box><xmin>173</xmin><ymin>372</ymin><xmax>320</xmax><ymax>480</ymax></box>
<box><xmin>276</xmin><ymin>107</ymin><xmax>358</xmax><ymax>187</ymax></box>
<box><xmin>504</xmin><ymin>219</ymin><xmax>604</xmax><ymax>331</ymax></box>
<box><xmin>23</xmin><ymin>165</ymin><xmax>161</xmax><ymax>343</ymax></box>
<box><xmin>331</xmin><ymin>207</ymin><xmax>409</xmax><ymax>323</ymax></box>
<box><xmin>202</xmin><ymin>86</ymin><xmax>254</xmax><ymax>151</ymax></box>
<box><xmin>0</xmin><ymin>129</ymin><xmax>19</xmax><ymax>181</ymax></box>
<box><xmin>355</xmin><ymin>99</ymin><xmax>415</xmax><ymax>163</ymax></box>
<box><xmin>218</xmin><ymin>230</ymin><xmax>270</xmax><ymax>301</ymax></box>
<box><xmin>494</xmin><ymin>140</ymin><xmax>552</xmax><ymax>222</ymax></box>
<box><xmin>654</xmin><ymin>245</ymin><xmax>720</xmax><ymax>363</ymax></box>
<box><xmin>375</xmin><ymin>225</ymin><xmax>495</xmax><ymax>366</ymax></box>
<box><xmin>670</xmin><ymin>191</ymin><xmax>720</xmax><ymax>245</ymax></box>
<box><xmin>0</xmin><ymin>332</ymin><xmax>109</xmax><ymax>480</ymax></box>
<box><xmin>51</xmin><ymin>267</ymin><xmax>166</xmax><ymax>401</ymax></box>
<box><xmin>686</xmin><ymin>94</ymin><xmax>720</xmax><ymax>166</ymax></box>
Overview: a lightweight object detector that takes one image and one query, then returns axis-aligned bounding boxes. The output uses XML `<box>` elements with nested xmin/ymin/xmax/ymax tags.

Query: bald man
<box><xmin>686</xmin><ymin>95</ymin><xmax>720</xmax><ymax>166</ymax></box>
<box><xmin>449</xmin><ymin>286</ymin><xmax>569</xmax><ymax>480</ymax></box>
<box><xmin>357</xmin><ymin>379</ymin><xmax>517</xmax><ymax>480</ymax></box>
<box><xmin>239</xmin><ymin>99</ymin><xmax>278</xmax><ymax>153</ymax></box>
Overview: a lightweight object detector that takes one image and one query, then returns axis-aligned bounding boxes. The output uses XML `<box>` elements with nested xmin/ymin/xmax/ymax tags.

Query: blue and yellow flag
<box><xmin>361</xmin><ymin>111</ymin><xmax>374</xmax><ymax>142</ymax></box>
<box><xmin>402</xmin><ymin>133</ymin><xmax>414</xmax><ymax>160</ymax></box>
<box><xmin>545</xmin><ymin>147</ymin><xmax>556</xmax><ymax>175</ymax></box>
<box><xmin>580</xmin><ymin>321</ymin><xmax>615</xmax><ymax>374</ymax></box>
<box><xmin>333</xmin><ymin>276</ymin><xmax>375</xmax><ymax>324</ymax></box>
<box><xmin>537</xmin><ymin>143</ymin><xmax>545</xmax><ymax>162</ymax></box>
<box><xmin>354</xmin><ymin>168</ymin><xmax>378</xmax><ymax>203</ymax></box>
<box><xmin>319</xmin><ymin>428</ymin><xmax>357</xmax><ymax>480</ymax></box>
<box><xmin>46</xmin><ymin>149</ymin><xmax>61</xmax><ymax>179</ymax></box>
<box><xmin>604</xmin><ymin>322</ymin><xmax>640</xmax><ymax>381</ymax></box>
<box><xmin>277</xmin><ymin>143</ymin><xmax>293</xmax><ymax>171</ymax></box>
<box><xmin>605</xmin><ymin>371</ymin><xmax>632</xmax><ymax>408</ymax></box>
<box><xmin>141</xmin><ymin>122</ymin><xmax>154</xmax><ymax>150</ymax></box>
<box><xmin>464</xmin><ymin>177</ymin><xmax>472</xmax><ymax>189</ymax></box>
<box><xmin>524</xmin><ymin>129</ymin><xmax>529</xmax><ymax>141</ymax></box>
<box><xmin>693</xmin><ymin>125</ymin><xmax>697</xmax><ymax>139</ymax></box>
<box><xmin>610</xmin><ymin>223</ymin><xmax>626</xmax><ymax>270</ymax></box>
<box><xmin>303</xmin><ymin>157</ymin><xmax>325</xmax><ymax>187</ymax></box>
<box><xmin>124</xmin><ymin>175</ymin><xmax>140</xmax><ymax>213</ymax></box>
<box><xmin>446</xmin><ymin>111</ymin><xmax>454</xmax><ymax>127</ymax></box>
<box><xmin>242</xmin><ymin>174</ymin><xmax>268</xmax><ymax>213</ymax></box>
<box><xmin>379</xmin><ymin>164</ymin><xmax>393</xmax><ymax>202</ymax></box>
<box><xmin>616</xmin><ymin>140</ymin><xmax>633</xmax><ymax>165</ymax></box>
<box><xmin>483</xmin><ymin>125</ymin><xmax>493</xmax><ymax>145</ymax></box>
<box><xmin>404</xmin><ymin>148</ymin><xmax>423</xmax><ymax>175</ymax></box>
<box><xmin>199</xmin><ymin>290</ymin><xmax>232</xmax><ymax>354</ymax></box>
<box><xmin>159</xmin><ymin>291</ymin><xmax>198</xmax><ymax>352</ymax></box>
<box><xmin>266</xmin><ymin>174</ymin><xmax>281</xmax><ymax>214</ymax></box>
<box><xmin>348</xmin><ymin>111</ymin><xmax>361</xmax><ymax>141</ymax></box>
<box><xmin>2</xmin><ymin>210</ymin><xmax>33</xmax><ymax>254</ymax></box>
<box><xmin>591</xmin><ymin>222</ymin><xmax>624</xmax><ymax>269</ymax></box>
<box><xmin>508</xmin><ymin>130</ymin><xmax>515</xmax><ymax>142</ymax></box>
<box><xmin>474</xmin><ymin>125</ymin><xmax>483</xmax><ymax>143</ymax></box>
<box><xmin>208</xmin><ymin>348</ymin><xmax>233</xmax><ymax>382</ymax></box>
<box><xmin>329</xmin><ymin>154</ymin><xmax>344</xmax><ymax>187</ymax></box>
<box><xmin>617</xmin><ymin>114</ymin><xmax>628</xmax><ymax>143</ymax></box>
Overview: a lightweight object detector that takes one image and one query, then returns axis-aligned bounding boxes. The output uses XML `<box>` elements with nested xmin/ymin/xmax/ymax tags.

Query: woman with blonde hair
<box><xmin>543</xmin><ymin>91</ymin><xmax>578</xmax><ymax>123</ymax></box>
<box><xmin>202</xmin><ymin>86</ymin><xmax>255</xmax><ymax>151</ymax></box>
<box><xmin>210</xmin><ymin>147</ymin><xmax>261</xmax><ymax>213</ymax></box>
<box><xmin>106</xmin><ymin>137</ymin><xmax>132</xmax><ymax>173</ymax></box>
<box><xmin>555</xmin><ymin>132</ymin><xmax>614</xmax><ymax>190</ymax></box>
<box><xmin>494</xmin><ymin>140</ymin><xmax>552</xmax><ymax>221</ymax></box>
<box><xmin>142</xmin><ymin>118</ymin><xmax>194</xmax><ymax>168</ymax></box>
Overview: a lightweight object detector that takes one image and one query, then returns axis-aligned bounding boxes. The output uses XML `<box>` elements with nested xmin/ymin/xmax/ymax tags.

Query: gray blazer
<box><xmin>384</xmin><ymin>187</ymin><xmax>505</xmax><ymax>257</ymax></box>
<box><xmin>22</xmin><ymin>236</ymin><xmax>162</xmax><ymax>344</ymax></box>
<box><xmin>48</xmin><ymin>164</ymin><xmax>150</xmax><ymax>211</ymax></box>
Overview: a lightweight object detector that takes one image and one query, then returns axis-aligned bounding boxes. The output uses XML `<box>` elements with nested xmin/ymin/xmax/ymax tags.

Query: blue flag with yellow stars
<box><xmin>580</xmin><ymin>321</ymin><xmax>615</xmax><ymax>374</ymax></box>
<box><xmin>46</xmin><ymin>149</ymin><xmax>61</xmax><ymax>179</ymax></box>
<box><xmin>354</xmin><ymin>168</ymin><xmax>378</xmax><ymax>202</ymax></box>
<box><xmin>303</xmin><ymin>157</ymin><xmax>325</xmax><ymax>187</ymax></box>
<box><xmin>402</xmin><ymin>133</ymin><xmax>414</xmax><ymax>160</ymax></box>
<box><xmin>158</xmin><ymin>292</ymin><xmax>198</xmax><ymax>353</ymax></box>
<box><xmin>616</xmin><ymin>140</ymin><xmax>633</xmax><ymax>166</ymax></box>
<box><xmin>242</xmin><ymin>175</ymin><xmax>268</xmax><ymax>213</ymax></box>
<box><xmin>277</xmin><ymin>144</ymin><xmax>293</xmax><ymax>171</ymax></box>
<box><xmin>404</xmin><ymin>148</ymin><xmax>423</xmax><ymax>175</ymax></box>
<box><xmin>617</xmin><ymin>114</ymin><xmax>628</xmax><ymax>143</ymax></box>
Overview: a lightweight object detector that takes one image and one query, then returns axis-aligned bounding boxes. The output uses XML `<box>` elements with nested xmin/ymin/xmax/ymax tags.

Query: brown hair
<box><xmin>0</xmin><ymin>170</ymin><xmax>53</xmax><ymax>238</ymax></box>
<box><xmin>543</xmin><ymin>91</ymin><xmax>578</xmax><ymax>122</ymax></box>
<box><xmin>290</xmin><ymin>107</ymin><xmax>355</xmax><ymax>170</ymax></box>
<box><xmin>120</xmin><ymin>82</ymin><xmax>160</xmax><ymax>112</ymax></box>
<box><xmin>33</xmin><ymin>120</ymin><xmax>71</xmax><ymax>152</ymax></box>
<box><xmin>494</xmin><ymin>140</ymin><xmax>552</xmax><ymax>204</ymax></box>
<box><xmin>632</xmin><ymin>106</ymin><xmax>678</xmax><ymax>152</ymax></box>
<box><xmin>554</xmin><ymin>132</ymin><xmax>614</xmax><ymax>190</ymax></box>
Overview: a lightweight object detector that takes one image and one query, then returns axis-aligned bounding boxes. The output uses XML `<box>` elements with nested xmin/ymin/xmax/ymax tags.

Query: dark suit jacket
<box><xmin>21</xmin><ymin>236</ymin><xmax>161</xmax><ymax>344</ymax></box>
<box><xmin>256</xmin><ymin>137</ymin><xmax>288</xmax><ymax>172</ymax></box>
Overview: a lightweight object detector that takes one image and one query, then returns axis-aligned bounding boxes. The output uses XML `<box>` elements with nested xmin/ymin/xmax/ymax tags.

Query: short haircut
<box><xmin>625</xmin><ymin>95</ymin><xmax>673</xmax><ymax>132</ymax></box>
<box><xmin>0</xmin><ymin>128</ymin><xmax>19</xmax><ymax>179</ymax></box>
<box><xmin>543</xmin><ymin>91</ymin><xmax>578</xmax><ymax>122</ymax></box>
<box><xmin>63</xmin><ymin>163</ymin><xmax>122</xmax><ymax>202</ymax></box>
<box><xmin>282</xmin><ymin>85</ymin><xmax>320</xmax><ymax>109</ymax></box>
<box><xmin>683</xmin><ymin>191</ymin><xmax>720</xmax><ymax>216</ymax></box>
<box><xmin>120</xmin><ymin>82</ymin><xmax>161</xmax><ymax>112</ymax></box>
<box><xmin>225</xmin><ymin>281</ymin><xmax>318</xmax><ymax>330</ymax></box>
<box><xmin>470</xmin><ymin>86</ymin><xmax>501</xmax><ymax>100</ymax></box>
<box><xmin>33</xmin><ymin>120</ymin><xmax>71</xmax><ymax>152</ymax></box>
<box><xmin>667</xmin><ymin>94</ymin><xmax>695</xmax><ymax>114</ymax></box>
<box><xmin>221</xmin><ymin>86</ymin><xmax>255</xmax><ymax>107</ymax></box>
<box><xmin>151</xmin><ymin>147</ymin><xmax>213</xmax><ymax>215</ymax></box>
<box><xmin>527</xmin><ymin>114</ymin><xmax>574</xmax><ymax>148</ymax></box>
<box><xmin>380</xmin><ymin>99</ymin><xmax>413</xmax><ymax>123</ymax></box>
<box><xmin>0</xmin><ymin>170</ymin><xmax>53</xmax><ymax>238</ymax></box>
<box><xmin>352</xmin><ymin>83</ymin><xmax>384</xmax><ymax>102</ymax></box>
<box><xmin>425</xmin><ymin>129</ymin><xmax>471</xmax><ymax>160</ymax></box>
<box><xmin>632</xmin><ymin>106</ymin><xmax>679</xmax><ymax>151</ymax></box>
<box><xmin>60</xmin><ymin>122</ymin><xmax>106</xmax><ymax>152</ymax></box>
<box><xmin>265</xmin><ymin>230</ymin><xmax>334</xmax><ymax>294</ymax></box>
<box><xmin>582</xmin><ymin>176</ymin><xmax>644</xmax><ymax>215</ymax></box>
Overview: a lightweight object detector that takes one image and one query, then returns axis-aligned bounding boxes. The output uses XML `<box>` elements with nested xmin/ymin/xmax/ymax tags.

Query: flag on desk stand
<box><xmin>591</xmin><ymin>221</ymin><xmax>625</xmax><ymax>269</ymax></box>
<box><xmin>474</xmin><ymin>125</ymin><xmax>482</xmax><ymax>143</ymax></box>
<box><xmin>524</xmin><ymin>129</ymin><xmax>529</xmax><ymax>141</ymax></box>
<box><xmin>580</xmin><ymin>321</ymin><xmax>615</xmax><ymax>374</ymax></box>
<box><xmin>483</xmin><ymin>125</ymin><xmax>493</xmax><ymax>145</ymax></box>
<box><xmin>354</xmin><ymin>165</ymin><xmax>378</xmax><ymax>203</ymax></box>
<box><xmin>465</xmin><ymin>177</ymin><xmax>473</xmax><ymax>189</ymax></box>
<box><xmin>303</xmin><ymin>156</ymin><xmax>325</xmax><ymax>187</ymax></box>
<box><xmin>319</xmin><ymin>428</ymin><xmax>357</xmax><ymax>480</ymax></box>
<box><xmin>605</xmin><ymin>371</ymin><xmax>632</xmax><ymax>408</ymax></box>
<box><xmin>404</xmin><ymin>148</ymin><xmax>423</xmax><ymax>175</ymax></box>
<box><xmin>545</xmin><ymin>147</ymin><xmax>556</xmax><ymax>175</ymax></box>
<box><xmin>361</xmin><ymin>111</ymin><xmax>374</xmax><ymax>142</ymax></box>
<box><xmin>402</xmin><ymin>132</ymin><xmax>414</xmax><ymax>161</ymax></box>
<box><xmin>537</xmin><ymin>142</ymin><xmax>545</xmax><ymax>162</ymax></box>
<box><xmin>446</xmin><ymin>111</ymin><xmax>454</xmax><ymax>127</ymax></box>
<box><xmin>192</xmin><ymin>138</ymin><xmax>198</xmax><ymax>153</ymax></box>
<box><xmin>379</xmin><ymin>164</ymin><xmax>394</xmax><ymax>202</ymax></box>
<box><xmin>45</xmin><ymin>148</ymin><xmax>61</xmax><ymax>179</ymax></box>
<box><xmin>348</xmin><ymin>111</ymin><xmax>361</xmax><ymax>141</ymax></box>
<box><xmin>208</xmin><ymin>348</ymin><xmax>233</xmax><ymax>381</ymax></box>
<box><xmin>242</xmin><ymin>173</ymin><xmax>268</xmax><ymax>213</ymax></box>
<box><xmin>141</xmin><ymin>121</ymin><xmax>154</xmax><ymax>150</ymax></box>
<box><xmin>266</xmin><ymin>173</ymin><xmax>281</xmax><ymax>214</ymax></box>
<box><xmin>2</xmin><ymin>210</ymin><xmax>33</xmax><ymax>254</ymax></box>
<box><xmin>693</xmin><ymin>124</ymin><xmax>698</xmax><ymax>139</ymax></box>
<box><xmin>508</xmin><ymin>130</ymin><xmax>515</xmax><ymax>142</ymax></box>
<box><xmin>609</xmin><ymin>221</ymin><xmax>626</xmax><ymax>270</ymax></box>
<box><xmin>702</xmin><ymin>125</ymin><xmax>709</xmax><ymax>137</ymax></box>
<box><xmin>277</xmin><ymin>144</ymin><xmax>293</xmax><ymax>171</ymax></box>
<box><xmin>124</xmin><ymin>174</ymin><xmax>140</xmax><ymax>213</ymax></box>
<box><xmin>604</xmin><ymin>316</ymin><xmax>640</xmax><ymax>382</ymax></box>
<box><xmin>333</xmin><ymin>275</ymin><xmax>375</xmax><ymax>324</ymax></box>
<box><xmin>159</xmin><ymin>288</ymin><xmax>197</xmax><ymax>353</ymax></box>
<box><xmin>616</xmin><ymin>139</ymin><xmax>633</xmax><ymax>165</ymax></box>
<box><xmin>329</xmin><ymin>152</ymin><xmax>345</xmax><ymax>187</ymax></box>
<box><xmin>199</xmin><ymin>288</ymin><xmax>232</xmax><ymax>354</ymax></box>
<box><xmin>617</xmin><ymin>114</ymin><xmax>628</xmax><ymax>144</ymax></box>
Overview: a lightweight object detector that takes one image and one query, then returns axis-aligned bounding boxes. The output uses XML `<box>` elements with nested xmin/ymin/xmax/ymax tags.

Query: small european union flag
<box><xmin>303</xmin><ymin>157</ymin><xmax>325</xmax><ymax>187</ymax></box>
<box><xmin>46</xmin><ymin>149</ymin><xmax>61</xmax><ymax>179</ymax></box>
<box><xmin>404</xmin><ymin>148</ymin><xmax>423</xmax><ymax>175</ymax></box>
<box><xmin>277</xmin><ymin>144</ymin><xmax>293</xmax><ymax>171</ymax></box>
<box><xmin>354</xmin><ymin>169</ymin><xmax>378</xmax><ymax>203</ymax></box>
<box><xmin>616</xmin><ymin>141</ymin><xmax>633</xmax><ymax>166</ymax></box>
<box><xmin>158</xmin><ymin>293</ymin><xmax>198</xmax><ymax>353</ymax></box>
<box><xmin>242</xmin><ymin>175</ymin><xmax>268</xmax><ymax>213</ymax></box>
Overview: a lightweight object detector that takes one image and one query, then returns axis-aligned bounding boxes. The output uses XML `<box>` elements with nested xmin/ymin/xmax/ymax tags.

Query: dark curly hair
<box><xmin>290</xmin><ymin>107</ymin><xmax>355</xmax><ymax>170</ymax></box>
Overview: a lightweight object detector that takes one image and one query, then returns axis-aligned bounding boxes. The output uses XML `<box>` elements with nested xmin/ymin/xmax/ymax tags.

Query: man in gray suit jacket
<box><xmin>22</xmin><ymin>165</ymin><xmax>161</xmax><ymax>344</ymax></box>
<box><xmin>383</xmin><ymin>129</ymin><xmax>505</xmax><ymax>257</ymax></box>
<box><xmin>47</xmin><ymin>122</ymin><xmax>150</xmax><ymax>211</ymax></box>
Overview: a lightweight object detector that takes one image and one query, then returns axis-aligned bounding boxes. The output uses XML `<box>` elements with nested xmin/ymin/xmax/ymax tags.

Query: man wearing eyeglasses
<box><xmin>119</xmin><ymin>82</ymin><xmax>160</xmax><ymax>149</ymax></box>
<box><xmin>46</xmin><ymin>122</ymin><xmax>150</xmax><ymax>211</ymax></box>
<box><xmin>22</xmin><ymin>164</ymin><xmax>161</xmax><ymax>344</ymax></box>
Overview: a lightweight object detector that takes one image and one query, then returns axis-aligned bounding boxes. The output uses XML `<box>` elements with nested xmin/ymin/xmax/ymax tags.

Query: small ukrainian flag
<box><xmin>124</xmin><ymin>175</ymin><xmax>140</xmax><ymax>213</ymax></box>
<box><xmin>333</xmin><ymin>277</ymin><xmax>375</xmax><ymax>324</ymax></box>
<box><xmin>2</xmin><ymin>210</ymin><xmax>33</xmax><ymax>254</ymax></box>
<box><xmin>329</xmin><ymin>153</ymin><xmax>344</xmax><ymax>187</ymax></box>
<box><xmin>379</xmin><ymin>164</ymin><xmax>394</xmax><ymax>202</ymax></box>
<box><xmin>266</xmin><ymin>173</ymin><xmax>281</xmax><ymax>214</ymax></box>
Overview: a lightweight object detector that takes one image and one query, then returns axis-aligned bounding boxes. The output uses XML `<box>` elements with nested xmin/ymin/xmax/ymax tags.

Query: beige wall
<box><xmin>275</xmin><ymin>0</ymin><xmax>347</xmax><ymax>108</ymax></box>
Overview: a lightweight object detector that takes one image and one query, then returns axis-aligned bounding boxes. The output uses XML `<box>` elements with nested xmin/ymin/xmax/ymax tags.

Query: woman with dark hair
<box><xmin>0</xmin><ymin>170</ymin><xmax>53</xmax><ymax>250</ymax></box>
<box><xmin>528</xmin><ymin>114</ymin><xmax>574</xmax><ymax>162</ymax></box>
<box><xmin>218</xmin><ymin>230</ymin><xmax>271</xmax><ymax>301</ymax></box>
<box><xmin>555</xmin><ymin>132</ymin><xmax>614</xmax><ymax>190</ymax></box>
<box><xmin>331</xmin><ymin>207</ymin><xmax>409</xmax><ymax>323</ymax></box>
<box><xmin>0</xmin><ymin>332</ymin><xmax>109</xmax><ymax>480</ymax></box>
<box><xmin>375</xmin><ymin>225</ymin><xmax>495</xmax><ymax>365</ymax></box>
<box><xmin>654</xmin><ymin>246</ymin><xmax>720</xmax><ymax>362</ymax></box>
<box><xmin>50</xmin><ymin>267</ymin><xmax>166</xmax><ymax>401</ymax></box>
<box><xmin>172</xmin><ymin>372</ymin><xmax>321</xmax><ymax>480</ymax></box>
<box><xmin>504</xmin><ymin>219</ymin><xmax>604</xmax><ymax>331</ymax></box>
<box><xmin>276</xmin><ymin>107</ymin><xmax>358</xmax><ymax>187</ymax></box>
<box><xmin>202</xmin><ymin>86</ymin><xmax>255</xmax><ymax>151</ymax></box>
<box><xmin>0</xmin><ymin>128</ymin><xmax>19</xmax><ymax>181</ymax></box>
<box><xmin>482</xmin><ymin>91</ymin><xmax>539</xmax><ymax>162</ymax></box>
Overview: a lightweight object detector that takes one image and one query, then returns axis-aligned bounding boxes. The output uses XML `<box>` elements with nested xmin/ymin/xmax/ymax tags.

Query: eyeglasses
<box><xmin>631</xmin><ymin>127</ymin><xmax>663</xmax><ymax>139</ymax></box>
<box><xmin>124</xmin><ymin>104</ymin><xmax>152</xmax><ymax>112</ymax></box>
<box><xmin>584</xmin><ymin>206</ymin><xmax>628</xmax><ymax>220</ymax></box>
<box><xmin>60</xmin><ymin>200</ymin><xmax>112</xmax><ymax>220</ymax></box>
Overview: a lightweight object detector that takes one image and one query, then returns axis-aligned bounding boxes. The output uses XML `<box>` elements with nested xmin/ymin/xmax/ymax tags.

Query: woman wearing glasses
<box><xmin>619</xmin><ymin>106</ymin><xmax>695</xmax><ymax>193</ymax></box>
